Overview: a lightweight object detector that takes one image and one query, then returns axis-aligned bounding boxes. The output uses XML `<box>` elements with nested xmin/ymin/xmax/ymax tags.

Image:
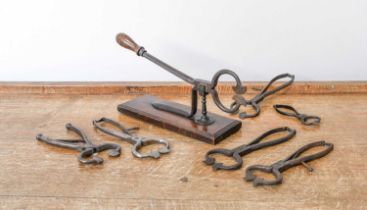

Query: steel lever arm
<box><xmin>116</xmin><ymin>33</ymin><xmax>245</xmax><ymax>125</ymax></box>
<box><xmin>116</xmin><ymin>33</ymin><xmax>195</xmax><ymax>84</ymax></box>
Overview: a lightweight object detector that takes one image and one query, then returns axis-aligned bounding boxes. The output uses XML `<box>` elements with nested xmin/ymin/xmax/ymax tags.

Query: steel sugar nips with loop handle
<box><xmin>93</xmin><ymin>117</ymin><xmax>170</xmax><ymax>159</ymax></box>
<box><xmin>273</xmin><ymin>104</ymin><xmax>321</xmax><ymax>126</ymax></box>
<box><xmin>232</xmin><ymin>73</ymin><xmax>295</xmax><ymax>119</ymax></box>
<box><xmin>203</xmin><ymin>127</ymin><xmax>296</xmax><ymax>170</ymax></box>
<box><xmin>36</xmin><ymin>123</ymin><xmax>121</xmax><ymax>164</ymax></box>
<box><xmin>244</xmin><ymin>141</ymin><xmax>333</xmax><ymax>186</ymax></box>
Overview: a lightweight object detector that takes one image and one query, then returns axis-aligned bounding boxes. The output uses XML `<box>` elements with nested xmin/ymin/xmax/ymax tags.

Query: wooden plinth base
<box><xmin>117</xmin><ymin>95</ymin><xmax>242</xmax><ymax>144</ymax></box>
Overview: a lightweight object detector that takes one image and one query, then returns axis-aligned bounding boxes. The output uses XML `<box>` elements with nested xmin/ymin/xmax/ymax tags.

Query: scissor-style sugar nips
<box><xmin>36</xmin><ymin>123</ymin><xmax>121</xmax><ymax>164</ymax></box>
<box><xmin>245</xmin><ymin>141</ymin><xmax>333</xmax><ymax>186</ymax></box>
<box><xmin>93</xmin><ymin>117</ymin><xmax>170</xmax><ymax>159</ymax></box>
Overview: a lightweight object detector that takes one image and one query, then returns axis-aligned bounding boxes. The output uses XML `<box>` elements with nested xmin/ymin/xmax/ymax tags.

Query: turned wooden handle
<box><xmin>116</xmin><ymin>33</ymin><xmax>141</xmax><ymax>53</ymax></box>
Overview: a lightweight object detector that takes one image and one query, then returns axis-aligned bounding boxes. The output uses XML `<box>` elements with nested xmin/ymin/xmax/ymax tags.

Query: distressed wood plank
<box><xmin>0</xmin><ymin>81</ymin><xmax>366</xmax><ymax>95</ymax></box>
<box><xmin>0</xmin><ymin>83</ymin><xmax>366</xmax><ymax>209</ymax></box>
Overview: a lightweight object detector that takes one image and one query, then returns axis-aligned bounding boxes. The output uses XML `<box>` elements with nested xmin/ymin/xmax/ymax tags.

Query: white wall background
<box><xmin>0</xmin><ymin>0</ymin><xmax>366</xmax><ymax>81</ymax></box>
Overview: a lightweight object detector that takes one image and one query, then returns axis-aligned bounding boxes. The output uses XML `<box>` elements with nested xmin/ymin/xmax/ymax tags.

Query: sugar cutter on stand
<box><xmin>115</xmin><ymin>33</ymin><xmax>248</xmax><ymax>144</ymax></box>
<box><xmin>115</xmin><ymin>33</ymin><xmax>294</xmax><ymax>143</ymax></box>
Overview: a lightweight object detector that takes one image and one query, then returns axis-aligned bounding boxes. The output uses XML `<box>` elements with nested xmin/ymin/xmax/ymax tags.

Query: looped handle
<box><xmin>284</xmin><ymin>141</ymin><xmax>333</xmax><ymax>163</ymax></box>
<box><xmin>230</xmin><ymin>73</ymin><xmax>294</xmax><ymax>119</ymax></box>
<box><xmin>132</xmin><ymin>138</ymin><xmax>170</xmax><ymax>159</ymax></box>
<box><xmin>67</xmin><ymin>123</ymin><xmax>121</xmax><ymax>164</ymax></box>
<box><xmin>203</xmin><ymin>148</ymin><xmax>243</xmax><ymax>170</ymax></box>
<box><xmin>244</xmin><ymin>164</ymin><xmax>283</xmax><ymax>186</ymax></box>
<box><xmin>79</xmin><ymin>148</ymin><xmax>104</xmax><ymax>164</ymax></box>
<box><xmin>242</xmin><ymin>127</ymin><xmax>296</xmax><ymax>153</ymax></box>
<box><xmin>273</xmin><ymin>104</ymin><xmax>299</xmax><ymax>116</ymax></box>
<box><xmin>258</xmin><ymin>73</ymin><xmax>295</xmax><ymax>99</ymax></box>
<box><xmin>273</xmin><ymin>104</ymin><xmax>321</xmax><ymax>126</ymax></box>
<box><xmin>298</xmin><ymin>115</ymin><xmax>321</xmax><ymax>126</ymax></box>
<box><xmin>233</xmin><ymin>98</ymin><xmax>260</xmax><ymax>119</ymax></box>
<box><xmin>210</xmin><ymin>69</ymin><xmax>246</xmax><ymax>113</ymax></box>
<box><xmin>230</xmin><ymin>95</ymin><xmax>260</xmax><ymax>119</ymax></box>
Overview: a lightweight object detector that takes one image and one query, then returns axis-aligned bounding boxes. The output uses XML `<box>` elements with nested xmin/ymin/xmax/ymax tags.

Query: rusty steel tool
<box><xmin>36</xmin><ymin>123</ymin><xmax>121</xmax><ymax>164</ymax></box>
<box><xmin>273</xmin><ymin>104</ymin><xmax>321</xmax><ymax>126</ymax></box>
<box><xmin>116</xmin><ymin>33</ymin><xmax>245</xmax><ymax>125</ymax></box>
<box><xmin>93</xmin><ymin>117</ymin><xmax>170</xmax><ymax>159</ymax></box>
<box><xmin>203</xmin><ymin>127</ymin><xmax>296</xmax><ymax>170</ymax></box>
<box><xmin>116</xmin><ymin>33</ymin><xmax>294</xmax><ymax>121</ymax></box>
<box><xmin>245</xmin><ymin>140</ymin><xmax>334</xmax><ymax>186</ymax></box>
<box><xmin>233</xmin><ymin>73</ymin><xmax>294</xmax><ymax>119</ymax></box>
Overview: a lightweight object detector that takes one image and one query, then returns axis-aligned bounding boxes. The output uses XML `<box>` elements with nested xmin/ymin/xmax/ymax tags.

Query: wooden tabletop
<box><xmin>0</xmin><ymin>82</ymin><xmax>366</xmax><ymax>209</ymax></box>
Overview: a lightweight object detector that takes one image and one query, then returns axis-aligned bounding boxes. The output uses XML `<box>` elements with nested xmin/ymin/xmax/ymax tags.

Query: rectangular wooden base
<box><xmin>117</xmin><ymin>95</ymin><xmax>242</xmax><ymax>144</ymax></box>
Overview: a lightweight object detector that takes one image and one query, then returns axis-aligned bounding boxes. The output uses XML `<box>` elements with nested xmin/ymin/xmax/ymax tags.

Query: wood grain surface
<box><xmin>118</xmin><ymin>95</ymin><xmax>242</xmax><ymax>144</ymax></box>
<box><xmin>0</xmin><ymin>82</ymin><xmax>366</xmax><ymax>210</ymax></box>
<box><xmin>1</xmin><ymin>81</ymin><xmax>366</xmax><ymax>95</ymax></box>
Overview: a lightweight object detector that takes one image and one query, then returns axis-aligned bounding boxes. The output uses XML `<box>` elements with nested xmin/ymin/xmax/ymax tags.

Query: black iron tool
<box><xmin>36</xmin><ymin>123</ymin><xmax>121</xmax><ymax>164</ymax></box>
<box><xmin>234</xmin><ymin>73</ymin><xmax>294</xmax><ymax>119</ymax></box>
<box><xmin>244</xmin><ymin>140</ymin><xmax>333</xmax><ymax>186</ymax></box>
<box><xmin>273</xmin><ymin>104</ymin><xmax>321</xmax><ymax>126</ymax></box>
<box><xmin>116</xmin><ymin>33</ymin><xmax>294</xmax><ymax>121</ymax></box>
<box><xmin>93</xmin><ymin>117</ymin><xmax>170</xmax><ymax>159</ymax></box>
<box><xmin>115</xmin><ymin>33</ymin><xmax>295</xmax><ymax>143</ymax></box>
<box><xmin>116</xmin><ymin>33</ymin><xmax>245</xmax><ymax>125</ymax></box>
<box><xmin>203</xmin><ymin>127</ymin><xmax>296</xmax><ymax>170</ymax></box>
